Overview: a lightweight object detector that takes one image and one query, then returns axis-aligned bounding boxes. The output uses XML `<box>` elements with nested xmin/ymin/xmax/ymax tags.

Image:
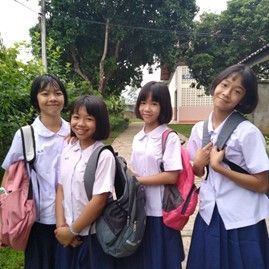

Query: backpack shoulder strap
<box><xmin>20</xmin><ymin>125</ymin><xmax>36</xmax><ymax>164</ymax></box>
<box><xmin>202</xmin><ymin>119</ymin><xmax>211</xmax><ymax>147</ymax></box>
<box><xmin>160</xmin><ymin>128</ymin><xmax>177</xmax><ymax>172</ymax></box>
<box><xmin>216</xmin><ymin>111</ymin><xmax>247</xmax><ymax>150</ymax></box>
<box><xmin>161</xmin><ymin>128</ymin><xmax>176</xmax><ymax>154</ymax></box>
<box><xmin>84</xmin><ymin>145</ymin><xmax>115</xmax><ymax>201</ymax></box>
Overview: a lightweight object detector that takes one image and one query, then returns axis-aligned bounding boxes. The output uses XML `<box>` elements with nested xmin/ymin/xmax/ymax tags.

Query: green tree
<box><xmin>0</xmin><ymin>40</ymin><xmax>43</xmax><ymax>175</ymax></box>
<box><xmin>186</xmin><ymin>0</ymin><xmax>269</xmax><ymax>90</ymax></box>
<box><xmin>32</xmin><ymin>0</ymin><xmax>198</xmax><ymax>95</ymax></box>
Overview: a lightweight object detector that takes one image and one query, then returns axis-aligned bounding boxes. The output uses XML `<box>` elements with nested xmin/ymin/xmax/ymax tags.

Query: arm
<box><xmin>187</xmin><ymin>122</ymin><xmax>212</xmax><ymax>177</ymax></box>
<box><xmin>138</xmin><ymin>132</ymin><xmax>182</xmax><ymax>185</ymax></box>
<box><xmin>210</xmin><ymin>146</ymin><xmax>269</xmax><ymax>193</ymax></box>
<box><xmin>54</xmin><ymin>193</ymin><xmax>108</xmax><ymax>246</ymax></box>
<box><xmin>55</xmin><ymin>148</ymin><xmax>115</xmax><ymax>246</ymax></box>
<box><xmin>138</xmin><ymin>171</ymin><xmax>179</xmax><ymax>185</ymax></box>
<box><xmin>1</xmin><ymin>170</ymin><xmax>9</xmax><ymax>187</ymax></box>
<box><xmin>192</xmin><ymin>142</ymin><xmax>213</xmax><ymax>177</ymax></box>
<box><xmin>55</xmin><ymin>184</ymin><xmax>66</xmax><ymax>228</ymax></box>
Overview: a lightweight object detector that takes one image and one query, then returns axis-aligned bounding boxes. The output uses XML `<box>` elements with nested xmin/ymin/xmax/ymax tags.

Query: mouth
<box><xmin>74</xmin><ymin>129</ymin><xmax>87</xmax><ymax>135</ymax></box>
<box><xmin>217</xmin><ymin>97</ymin><xmax>229</xmax><ymax>103</ymax></box>
<box><xmin>142</xmin><ymin>114</ymin><xmax>152</xmax><ymax>117</ymax></box>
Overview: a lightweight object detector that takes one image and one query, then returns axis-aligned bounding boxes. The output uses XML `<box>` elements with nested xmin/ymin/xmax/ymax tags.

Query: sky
<box><xmin>0</xmin><ymin>0</ymin><xmax>227</xmax><ymax>48</ymax></box>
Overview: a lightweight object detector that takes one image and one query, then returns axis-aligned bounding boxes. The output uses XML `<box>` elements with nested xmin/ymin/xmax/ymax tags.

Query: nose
<box><xmin>48</xmin><ymin>93</ymin><xmax>57</xmax><ymax>101</ymax></box>
<box><xmin>222</xmin><ymin>87</ymin><xmax>232</xmax><ymax>97</ymax></box>
<box><xmin>144</xmin><ymin>103</ymin><xmax>151</xmax><ymax>111</ymax></box>
<box><xmin>77</xmin><ymin>118</ymin><xmax>85</xmax><ymax>126</ymax></box>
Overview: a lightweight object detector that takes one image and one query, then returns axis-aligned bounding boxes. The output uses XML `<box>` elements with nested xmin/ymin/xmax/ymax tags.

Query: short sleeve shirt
<box><xmin>2</xmin><ymin>116</ymin><xmax>70</xmax><ymax>224</ymax></box>
<box><xmin>58</xmin><ymin>141</ymin><xmax>116</xmax><ymax>235</ymax></box>
<box><xmin>187</xmin><ymin>112</ymin><xmax>269</xmax><ymax>229</ymax></box>
<box><xmin>130</xmin><ymin>124</ymin><xmax>182</xmax><ymax>216</ymax></box>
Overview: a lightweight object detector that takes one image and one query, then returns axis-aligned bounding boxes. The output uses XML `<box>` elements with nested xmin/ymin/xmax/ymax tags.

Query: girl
<box><xmin>54</xmin><ymin>95</ymin><xmax>117</xmax><ymax>269</ymax></box>
<box><xmin>120</xmin><ymin>81</ymin><xmax>185</xmax><ymax>269</ymax></box>
<box><xmin>187</xmin><ymin>64</ymin><xmax>269</xmax><ymax>268</ymax></box>
<box><xmin>1</xmin><ymin>74</ymin><xmax>70</xmax><ymax>269</ymax></box>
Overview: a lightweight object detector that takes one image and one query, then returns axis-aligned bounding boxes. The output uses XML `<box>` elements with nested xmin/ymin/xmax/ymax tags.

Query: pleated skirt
<box><xmin>55</xmin><ymin>236</ymin><xmax>91</xmax><ymax>269</ymax></box>
<box><xmin>117</xmin><ymin>216</ymin><xmax>185</xmax><ymax>269</ymax></box>
<box><xmin>187</xmin><ymin>206</ymin><xmax>269</xmax><ymax>269</ymax></box>
<box><xmin>24</xmin><ymin>222</ymin><xmax>58</xmax><ymax>269</ymax></box>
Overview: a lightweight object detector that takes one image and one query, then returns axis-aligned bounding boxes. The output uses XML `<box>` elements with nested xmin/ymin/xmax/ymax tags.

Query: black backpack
<box><xmin>84</xmin><ymin>145</ymin><xmax>147</xmax><ymax>258</ymax></box>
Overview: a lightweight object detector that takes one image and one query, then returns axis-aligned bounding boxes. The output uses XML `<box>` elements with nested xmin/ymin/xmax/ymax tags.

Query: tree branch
<box><xmin>70</xmin><ymin>45</ymin><xmax>91</xmax><ymax>84</ymax></box>
<box><xmin>98</xmin><ymin>18</ymin><xmax>109</xmax><ymax>94</ymax></box>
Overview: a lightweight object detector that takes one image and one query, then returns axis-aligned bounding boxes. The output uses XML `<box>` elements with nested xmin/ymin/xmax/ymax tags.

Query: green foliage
<box><xmin>32</xmin><ymin>0</ymin><xmax>198</xmax><ymax>95</ymax></box>
<box><xmin>0</xmin><ymin>42</ymin><xmax>42</xmax><ymax>169</ymax></box>
<box><xmin>187</xmin><ymin>0</ymin><xmax>269</xmax><ymax>90</ymax></box>
<box><xmin>105</xmin><ymin>95</ymin><xmax>129</xmax><ymax>132</ymax></box>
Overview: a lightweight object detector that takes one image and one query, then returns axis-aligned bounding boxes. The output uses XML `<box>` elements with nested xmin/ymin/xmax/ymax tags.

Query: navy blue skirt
<box><xmin>55</xmin><ymin>236</ymin><xmax>91</xmax><ymax>269</ymax></box>
<box><xmin>89</xmin><ymin>234</ymin><xmax>118</xmax><ymax>269</ymax></box>
<box><xmin>187</xmin><ymin>206</ymin><xmax>269</xmax><ymax>269</ymax></box>
<box><xmin>117</xmin><ymin>216</ymin><xmax>184</xmax><ymax>269</ymax></box>
<box><xmin>24</xmin><ymin>222</ymin><xmax>58</xmax><ymax>269</ymax></box>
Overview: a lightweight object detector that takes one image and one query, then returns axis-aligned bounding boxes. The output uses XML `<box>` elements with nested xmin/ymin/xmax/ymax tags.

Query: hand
<box><xmin>210</xmin><ymin>146</ymin><xmax>225</xmax><ymax>171</ymax></box>
<box><xmin>193</xmin><ymin>142</ymin><xmax>213</xmax><ymax>168</ymax></box>
<box><xmin>54</xmin><ymin>226</ymin><xmax>75</xmax><ymax>247</ymax></box>
<box><xmin>70</xmin><ymin>237</ymin><xmax>83</xmax><ymax>248</ymax></box>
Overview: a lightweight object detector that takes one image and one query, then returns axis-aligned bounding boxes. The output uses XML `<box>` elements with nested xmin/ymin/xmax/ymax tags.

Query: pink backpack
<box><xmin>161</xmin><ymin>129</ymin><xmax>198</xmax><ymax>231</ymax></box>
<box><xmin>0</xmin><ymin>125</ymin><xmax>36</xmax><ymax>250</ymax></box>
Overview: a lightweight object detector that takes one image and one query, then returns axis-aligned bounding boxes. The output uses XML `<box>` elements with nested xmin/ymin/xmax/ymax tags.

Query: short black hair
<box><xmin>135</xmin><ymin>81</ymin><xmax>172</xmax><ymax>124</ymax></box>
<box><xmin>30</xmin><ymin>74</ymin><xmax>68</xmax><ymax>111</ymax></box>
<box><xmin>70</xmin><ymin>95</ymin><xmax>110</xmax><ymax>140</ymax></box>
<box><xmin>210</xmin><ymin>64</ymin><xmax>258</xmax><ymax>114</ymax></box>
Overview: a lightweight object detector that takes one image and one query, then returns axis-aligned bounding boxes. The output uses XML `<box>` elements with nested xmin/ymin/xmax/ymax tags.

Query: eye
<box><xmin>140</xmin><ymin>101</ymin><xmax>146</xmax><ymax>105</ymax></box>
<box><xmin>56</xmin><ymin>91</ymin><xmax>63</xmax><ymax>96</ymax></box>
<box><xmin>86</xmin><ymin>116</ymin><xmax>95</xmax><ymax>121</ymax></box>
<box><xmin>152</xmin><ymin>101</ymin><xmax>159</xmax><ymax>106</ymax></box>
<box><xmin>71</xmin><ymin>114</ymin><xmax>79</xmax><ymax>120</ymax></box>
<box><xmin>39</xmin><ymin>91</ymin><xmax>48</xmax><ymax>96</ymax></box>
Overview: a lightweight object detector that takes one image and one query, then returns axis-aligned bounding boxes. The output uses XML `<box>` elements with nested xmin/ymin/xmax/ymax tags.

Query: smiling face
<box><xmin>213</xmin><ymin>74</ymin><xmax>246</xmax><ymax>114</ymax></box>
<box><xmin>37</xmin><ymin>84</ymin><xmax>65</xmax><ymax>118</ymax></box>
<box><xmin>139</xmin><ymin>94</ymin><xmax>161</xmax><ymax>131</ymax></box>
<box><xmin>70</xmin><ymin>106</ymin><xmax>96</xmax><ymax>149</ymax></box>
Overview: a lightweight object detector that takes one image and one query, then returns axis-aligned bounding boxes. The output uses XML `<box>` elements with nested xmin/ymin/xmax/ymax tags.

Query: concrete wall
<box><xmin>249</xmin><ymin>80</ymin><xmax>269</xmax><ymax>135</ymax></box>
<box><xmin>176</xmin><ymin>105</ymin><xmax>213</xmax><ymax>124</ymax></box>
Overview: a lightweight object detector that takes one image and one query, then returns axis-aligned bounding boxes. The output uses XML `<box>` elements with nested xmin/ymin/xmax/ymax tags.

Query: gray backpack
<box><xmin>203</xmin><ymin>111</ymin><xmax>269</xmax><ymax>197</ymax></box>
<box><xmin>84</xmin><ymin>145</ymin><xmax>146</xmax><ymax>258</ymax></box>
<box><xmin>202</xmin><ymin>111</ymin><xmax>248</xmax><ymax>173</ymax></box>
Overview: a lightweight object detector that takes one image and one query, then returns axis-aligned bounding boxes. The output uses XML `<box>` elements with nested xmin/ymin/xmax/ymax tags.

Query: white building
<box><xmin>167</xmin><ymin>65</ymin><xmax>213</xmax><ymax>123</ymax></box>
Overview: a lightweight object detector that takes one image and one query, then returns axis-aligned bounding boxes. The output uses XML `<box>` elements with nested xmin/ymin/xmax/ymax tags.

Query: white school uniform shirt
<box><xmin>187</xmin><ymin>112</ymin><xmax>269</xmax><ymax>230</ymax></box>
<box><xmin>2</xmin><ymin>116</ymin><xmax>70</xmax><ymax>224</ymax></box>
<box><xmin>58</xmin><ymin>140</ymin><xmax>116</xmax><ymax>236</ymax></box>
<box><xmin>130</xmin><ymin>124</ymin><xmax>182</xmax><ymax>217</ymax></box>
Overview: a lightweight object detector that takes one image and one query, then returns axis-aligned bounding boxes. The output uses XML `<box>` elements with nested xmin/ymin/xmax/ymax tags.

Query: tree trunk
<box><xmin>98</xmin><ymin>19</ymin><xmax>109</xmax><ymax>94</ymax></box>
<box><xmin>70</xmin><ymin>45</ymin><xmax>91</xmax><ymax>86</ymax></box>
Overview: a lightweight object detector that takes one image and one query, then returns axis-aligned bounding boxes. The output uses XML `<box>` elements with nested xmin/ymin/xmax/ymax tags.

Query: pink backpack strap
<box><xmin>161</xmin><ymin>128</ymin><xmax>176</xmax><ymax>154</ymax></box>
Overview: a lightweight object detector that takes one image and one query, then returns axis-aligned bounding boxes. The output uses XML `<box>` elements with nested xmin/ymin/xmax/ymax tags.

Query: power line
<box><xmin>13</xmin><ymin>0</ymin><xmax>39</xmax><ymax>14</ymax></box>
<box><xmin>61</xmin><ymin>17</ymin><xmax>236</xmax><ymax>39</ymax></box>
<box><xmin>11</xmin><ymin>1</ymin><xmax>239</xmax><ymax>39</ymax></box>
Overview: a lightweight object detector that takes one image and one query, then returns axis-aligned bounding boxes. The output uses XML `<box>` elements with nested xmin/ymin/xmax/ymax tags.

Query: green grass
<box><xmin>168</xmin><ymin>124</ymin><xmax>193</xmax><ymax>138</ymax></box>
<box><xmin>0</xmin><ymin>248</ymin><xmax>24</xmax><ymax>269</ymax></box>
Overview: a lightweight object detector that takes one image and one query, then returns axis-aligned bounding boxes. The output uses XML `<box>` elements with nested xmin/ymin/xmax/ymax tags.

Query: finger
<box><xmin>203</xmin><ymin>142</ymin><xmax>213</xmax><ymax>150</ymax></box>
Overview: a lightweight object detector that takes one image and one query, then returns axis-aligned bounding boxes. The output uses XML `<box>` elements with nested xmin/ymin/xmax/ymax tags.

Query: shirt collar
<box><xmin>136</xmin><ymin>124</ymin><xmax>167</xmax><ymax>140</ymax></box>
<box><xmin>208</xmin><ymin>110</ymin><xmax>235</xmax><ymax>135</ymax></box>
<box><xmin>69</xmin><ymin>140</ymin><xmax>104</xmax><ymax>153</ymax></box>
<box><xmin>32</xmin><ymin>116</ymin><xmax>70</xmax><ymax>137</ymax></box>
